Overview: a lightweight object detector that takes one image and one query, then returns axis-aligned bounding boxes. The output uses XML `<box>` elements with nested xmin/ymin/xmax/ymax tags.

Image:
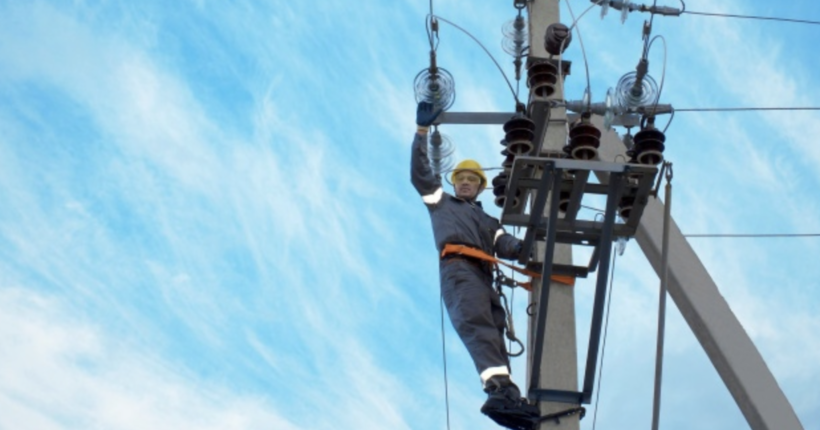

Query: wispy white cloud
<box><xmin>1</xmin><ymin>1</ymin><xmax>818</xmax><ymax>430</ymax></box>
<box><xmin>0</xmin><ymin>288</ymin><xmax>302</xmax><ymax>430</ymax></box>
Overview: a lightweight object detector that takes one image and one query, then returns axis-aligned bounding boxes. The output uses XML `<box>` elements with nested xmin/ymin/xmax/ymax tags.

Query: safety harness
<box><xmin>440</xmin><ymin>244</ymin><xmax>576</xmax><ymax>290</ymax></box>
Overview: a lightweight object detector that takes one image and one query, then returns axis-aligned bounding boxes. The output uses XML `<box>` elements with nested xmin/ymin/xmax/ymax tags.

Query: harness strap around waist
<box><xmin>440</xmin><ymin>243</ymin><xmax>576</xmax><ymax>290</ymax></box>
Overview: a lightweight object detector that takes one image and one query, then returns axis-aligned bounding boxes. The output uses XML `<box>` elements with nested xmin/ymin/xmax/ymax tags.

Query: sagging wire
<box><xmin>560</xmin><ymin>0</ymin><xmax>604</xmax><ymax>112</ymax></box>
<box><xmin>647</xmin><ymin>35</ymin><xmax>668</xmax><ymax>117</ymax></box>
<box><xmin>428</xmin><ymin>14</ymin><xmax>521</xmax><ymax>107</ymax></box>
<box><xmin>591</xmin><ymin>244</ymin><xmax>621</xmax><ymax>430</ymax></box>
<box><xmin>662</xmin><ymin>108</ymin><xmax>675</xmax><ymax>133</ymax></box>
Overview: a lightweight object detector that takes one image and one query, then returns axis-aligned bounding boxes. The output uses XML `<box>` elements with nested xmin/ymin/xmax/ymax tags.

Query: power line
<box><xmin>683</xmin><ymin>10</ymin><xmax>820</xmax><ymax>26</ymax></box>
<box><xmin>675</xmin><ymin>107</ymin><xmax>820</xmax><ymax>113</ymax></box>
<box><xmin>685</xmin><ymin>233</ymin><xmax>820</xmax><ymax>238</ymax></box>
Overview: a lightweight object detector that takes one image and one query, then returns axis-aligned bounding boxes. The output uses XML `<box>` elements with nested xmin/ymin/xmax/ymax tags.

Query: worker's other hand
<box><xmin>416</xmin><ymin>101</ymin><xmax>443</xmax><ymax>128</ymax></box>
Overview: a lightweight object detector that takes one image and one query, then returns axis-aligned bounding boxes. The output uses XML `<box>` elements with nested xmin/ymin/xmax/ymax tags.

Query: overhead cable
<box><xmin>675</xmin><ymin>107</ymin><xmax>820</xmax><ymax>112</ymax></box>
<box><xmin>685</xmin><ymin>233</ymin><xmax>820</xmax><ymax>238</ymax></box>
<box><xmin>683</xmin><ymin>10</ymin><xmax>820</xmax><ymax>26</ymax></box>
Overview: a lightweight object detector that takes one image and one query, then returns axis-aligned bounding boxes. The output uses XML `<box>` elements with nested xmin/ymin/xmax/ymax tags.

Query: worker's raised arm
<box><xmin>411</xmin><ymin>102</ymin><xmax>444</xmax><ymax>204</ymax></box>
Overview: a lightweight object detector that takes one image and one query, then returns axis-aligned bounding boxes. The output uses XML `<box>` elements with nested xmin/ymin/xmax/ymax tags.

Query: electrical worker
<box><xmin>411</xmin><ymin>101</ymin><xmax>540</xmax><ymax>430</ymax></box>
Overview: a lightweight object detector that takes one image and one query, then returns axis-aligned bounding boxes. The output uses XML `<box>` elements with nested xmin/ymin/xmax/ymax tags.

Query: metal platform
<box><xmin>499</xmin><ymin>156</ymin><xmax>658</xmax><ymax>404</ymax></box>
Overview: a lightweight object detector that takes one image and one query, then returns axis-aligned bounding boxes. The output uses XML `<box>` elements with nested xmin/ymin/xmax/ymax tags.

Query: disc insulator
<box><xmin>414</xmin><ymin>67</ymin><xmax>456</xmax><ymax>112</ymax></box>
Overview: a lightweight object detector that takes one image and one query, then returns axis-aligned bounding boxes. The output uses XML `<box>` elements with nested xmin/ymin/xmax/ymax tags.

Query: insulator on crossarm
<box><xmin>527</xmin><ymin>61</ymin><xmax>559</xmax><ymax>98</ymax></box>
<box><xmin>629</xmin><ymin>118</ymin><xmax>665</xmax><ymax>165</ymax></box>
<box><xmin>544</xmin><ymin>23</ymin><xmax>572</xmax><ymax>56</ymax></box>
<box><xmin>618</xmin><ymin>195</ymin><xmax>635</xmax><ymax>219</ymax></box>
<box><xmin>500</xmin><ymin>146</ymin><xmax>515</xmax><ymax>170</ymax></box>
<box><xmin>492</xmin><ymin>171</ymin><xmax>520</xmax><ymax>209</ymax></box>
<box><xmin>503</xmin><ymin>115</ymin><xmax>536</xmax><ymax>156</ymax></box>
<box><xmin>558</xmin><ymin>190</ymin><xmax>571</xmax><ymax>213</ymax></box>
<box><xmin>503</xmin><ymin>15</ymin><xmax>528</xmax><ymax>57</ymax></box>
<box><xmin>414</xmin><ymin>67</ymin><xmax>456</xmax><ymax>113</ymax></box>
<box><xmin>615</xmin><ymin>70</ymin><xmax>658</xmax><ymax>110</ymax></box>
<box><xmin>565</xmin><ymin>114</ymin><xmax>601</xmax><ymax>160</ymax></box>
<box><xmin>599</xmin><ymin>0</ymin><xmax>636</xmax><ymax>23</ymax></box>
<box><xmin>429</xmin><ymin>129</ymin><xmax>456</xmax><ymax>177</ymax></box>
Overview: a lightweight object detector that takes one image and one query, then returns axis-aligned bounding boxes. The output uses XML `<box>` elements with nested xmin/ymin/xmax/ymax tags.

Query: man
<box><xmin>411</xmin><ymin>101</ymin><xmax>540</xmax><ymax>430</ymax></box>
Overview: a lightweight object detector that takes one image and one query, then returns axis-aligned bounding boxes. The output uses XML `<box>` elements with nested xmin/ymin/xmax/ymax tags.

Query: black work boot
<box><xmin>480</xmin><ymin>375</ymin><xmax>540</xmax><ymax>430</ymax></box>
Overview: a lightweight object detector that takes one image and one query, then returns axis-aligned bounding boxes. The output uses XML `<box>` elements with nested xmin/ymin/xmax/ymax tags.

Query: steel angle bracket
<box><xmin>498</xmin><ymin>156</ymin><xmax>657</xmax><ymax>404</ymax></box>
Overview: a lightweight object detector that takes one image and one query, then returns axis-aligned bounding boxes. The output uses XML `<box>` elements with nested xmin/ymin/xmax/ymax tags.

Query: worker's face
<box><xmin>453</xmin><ymin>171</ymin><xmax>483</xmax><ymax>200</ymax></box>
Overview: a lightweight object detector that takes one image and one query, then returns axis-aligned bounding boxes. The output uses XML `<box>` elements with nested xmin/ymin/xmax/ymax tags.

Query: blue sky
<box><xmin>1</xmin><ymin>1</ymin><xmax>818</xmax><ymax>429</ymax></box>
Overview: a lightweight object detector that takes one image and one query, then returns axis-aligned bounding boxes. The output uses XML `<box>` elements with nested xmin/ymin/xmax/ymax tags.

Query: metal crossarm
<box><xmin>499</xmin><ymin>156</ymin><xmax>657</xmax><ymax>404</ymax></box>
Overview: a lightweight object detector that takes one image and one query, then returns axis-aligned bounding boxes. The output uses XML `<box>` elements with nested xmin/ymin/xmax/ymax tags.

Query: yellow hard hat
<box><xmin>451</xmin><ymin>159</ymin><xmax>487</xmax><ymax>188</ymax></box>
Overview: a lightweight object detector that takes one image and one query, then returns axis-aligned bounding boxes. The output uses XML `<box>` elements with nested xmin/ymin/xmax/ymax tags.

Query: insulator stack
<box><xmin>565</xmin><ymin>115</ymin><xmax>601</xmax><ymax>160</ymax></box>
<box><xmin>502</xmin><ymin>15</ymin><xmax>528</xmax><ymax>57</ymax></box>
<box><xmin>414</xmin><ymin>67</ymin><xmax>456</xmax><ymax>113</ymax></box>
<box><xmin>629</xmin><ymin>121</ymin><xmax>666</xmax><ymax>165</ymax></box>
<box><xmin>527</xmin><ymin>61</ymin><xmax>559</xmax><ymax>98</ymax></box>
<box><xmin>618</xmin><ymin>195</ymin><xmax>635</xmax><ymax>219</ymax></box>
<box><xmin>503</xmin><ymin>115</ymin><xmax>536</xmax><ymax>156</ymax></box>
<box><xmin>429</xmin><ymin>129</ymin><xmax>456</xmax><ymax>177</ymax></box>
<box><xmin>500</xmin><ymin>146</ymin><xmax>515</xmax><ymax>170</ymax></box>
<box><xmin>558</xmin><ymin>190</ymin><xmax>571</xmax><ymax>213</ymax></box>
<box><xmin>544</xmin><ymin>23</ymin><xmax>572</xmax><ymax>56</ymax></box>
<box><xmin>492</xmin><ymin>171</ymin><xmax>520</xmax><ymax>209</ymax></box>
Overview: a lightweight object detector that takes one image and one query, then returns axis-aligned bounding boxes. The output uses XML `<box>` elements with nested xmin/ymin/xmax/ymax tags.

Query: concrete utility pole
<box><xmin>526</xmin><ymin>1</ymin><xmax>580</xmax><ymax>429</ymax></box>
<box><xmin>594</xmin><ymin>126</ymin><xmax>805</xmax><ymax>430</ymax></box>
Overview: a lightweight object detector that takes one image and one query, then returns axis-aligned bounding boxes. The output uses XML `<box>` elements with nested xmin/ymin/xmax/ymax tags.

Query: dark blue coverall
<box><xmin>411</xmin><ymin>131</ymin><xmax>524</xmax><ymax>386</ymax></box>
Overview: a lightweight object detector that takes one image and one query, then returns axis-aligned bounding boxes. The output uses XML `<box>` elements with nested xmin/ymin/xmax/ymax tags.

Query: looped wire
<box><xmin>514</xmin><ymin>0</ymin><xmax>528</xmax><ymax>10</ymax></box>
